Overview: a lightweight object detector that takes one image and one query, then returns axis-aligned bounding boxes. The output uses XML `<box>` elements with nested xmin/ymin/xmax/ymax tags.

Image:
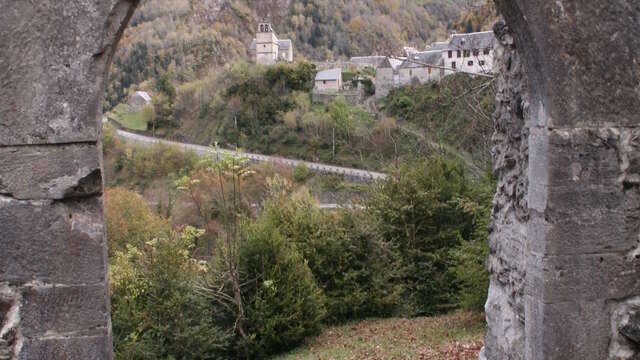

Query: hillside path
<box><xmin>115</xmin><ymin>129</ymin><xmax>387</xmax><ymax>181</ymax></box>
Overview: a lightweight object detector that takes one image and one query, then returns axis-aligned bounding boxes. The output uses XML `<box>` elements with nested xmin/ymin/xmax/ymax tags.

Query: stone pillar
<box><xmin>485</xmin><ymin>1</ymin><xmax>640</xmax><ymax>359</ymax></box>
<box><xmin>0</xmin><ymin>1</ymin><xmax>137</xmax><ymax>359</ymax></box>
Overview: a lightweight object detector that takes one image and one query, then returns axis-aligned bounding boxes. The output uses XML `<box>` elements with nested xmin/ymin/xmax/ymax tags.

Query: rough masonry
<box><xmin>484</xmin><ymin>1</ymin><xmax>640</xmax><ymax>359</ymax></box>
<box><xmin>0</xmin><ymin>1</ymin><xmax>138</xmax><ymax>359</ymax></box>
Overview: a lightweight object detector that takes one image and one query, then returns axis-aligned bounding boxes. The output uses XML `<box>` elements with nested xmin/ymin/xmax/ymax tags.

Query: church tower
<box><xmin>255</xmin><ymin>23</ymin><xmax>279</xmax><ymax>64</ymax></box>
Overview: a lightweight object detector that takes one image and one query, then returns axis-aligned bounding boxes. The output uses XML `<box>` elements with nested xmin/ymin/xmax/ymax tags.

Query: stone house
<box><xmin>442</xmin><ymin>31</ymin><xmax>495</xmax><ymax>76</ymax></box>
<box><xmin>127</xmin><ymin>91</ymin><xmax>151</xmax><ymax>112</ymax></box>
<box><xmin>374</xmin><ymin>58</ymin><xmax>394</xmax><ymax>99</ymax></box>
<box><xmin>398</xmin><ymin>51</ymin><xmax>443</xmax><ymax>86</ymax></box>
<box><xmin>248</xmin><ymin>23</ymin><xmax>293</xmax><ymax>65</ymax></box>
<box><xmin>314</xmin><ymin>68</ymin><xmax>342</xmax><ymax>93</ymax></box>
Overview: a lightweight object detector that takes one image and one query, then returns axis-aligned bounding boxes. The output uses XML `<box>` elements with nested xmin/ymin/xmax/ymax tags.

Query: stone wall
<box><xmin>480</xmin><ymin>19</ymin><xmax>529</xmax><ymax>360</ymax></box>
<box><xmin>485</xmin><ymin>1</ymin><xmax>640</xmax><ymax>359</ymax></box>
<box><xmin>0</xmin><ymin>1</ymin><xmax>138</xmax><ymax>358</ymax></box>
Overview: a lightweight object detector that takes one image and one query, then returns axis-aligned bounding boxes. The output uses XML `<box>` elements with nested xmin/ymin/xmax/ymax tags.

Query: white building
<box><xmin>398</xmin><ymin>51</ymin><xmax>443</xmax><ymax>86</ymax></box>
<box><xmin>249</xmin><ymin>23</ymin><xmax>293</xmax><ymax>65</ymax></box>
<box><xmin>314</xmin><ymin>68</ymin><xmax>342</xmax><ymax>93</ymax></box>
<box><xmin>127</xmin><ymin>91</ymin><xmax>151</xmax><ymax>112</ymax></box>
<box><xmin>441</xmin><ymin>31</ymin><xmax>495</xmax><ymax>76</ymax></box>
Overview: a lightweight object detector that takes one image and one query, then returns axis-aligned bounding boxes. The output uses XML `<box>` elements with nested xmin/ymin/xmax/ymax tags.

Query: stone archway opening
<box><xmin>1</xmin><ymin>1</ymin><xmax>639</xmax><ymax>359</ymax></box>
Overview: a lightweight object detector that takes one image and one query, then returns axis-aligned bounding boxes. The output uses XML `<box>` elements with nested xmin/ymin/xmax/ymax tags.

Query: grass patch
<box><xmin>274</xmin><ymin>311</ymin><xmax>485</xmax><ymax>360</ymax></box>
<box><xmin>107</xmin><ymin>103</ymin><xmax>148</xmax><ymax>131</ymax></box>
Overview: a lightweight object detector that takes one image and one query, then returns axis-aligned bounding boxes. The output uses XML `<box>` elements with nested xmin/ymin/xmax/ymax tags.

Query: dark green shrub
<box><xmin>262</xmin><ymin>191</ymin><xmax>399</xmax><ymax>323</ymax></box>
<box><xmin>110</xmin><ymin>226</ymin><xmax>232</xmax><ymax>359</ymax></box>
<box><xmin>292</xmin><ymin>163</ymin><xmax>311</xmax><ymax>183</ymax></box>
<box><xmin>240</xmin><ymin>217</ymin><xmax>326</xmax><ymax>357</ymax></box>
<box><xmin>368</xmin><ymin>157</ymin><xmax>475</xmax><ymax>316</ymax></box>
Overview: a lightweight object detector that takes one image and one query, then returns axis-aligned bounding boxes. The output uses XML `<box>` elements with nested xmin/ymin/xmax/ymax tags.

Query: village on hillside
<box><xmin>248</xmin><ymin>22</ymin><xmax>496</xmax><ymax>103</ymax></box>
<box><xmin>123</xmin><ymin>22</ymin><xmax>496</xmax><ymax>112</ymax></box>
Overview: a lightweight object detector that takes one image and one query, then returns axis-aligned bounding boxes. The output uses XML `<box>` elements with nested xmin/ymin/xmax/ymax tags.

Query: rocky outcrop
<box><xmin>0</xmin><ymin>1</ymin><xmax>139</xmax><ymax>358</ymax></box>
<box><xmin>480</xmin><ymin>19</ymin><xmax>529</xmax><ymax>360</ymax></box>
<box><xmin>485</xmin><ymin>1</ymin><xmax>640</xmax><ymax>359</ymax></box>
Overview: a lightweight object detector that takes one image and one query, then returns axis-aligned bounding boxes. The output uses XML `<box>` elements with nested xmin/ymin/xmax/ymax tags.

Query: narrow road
<box><xmin>116</xmin><ymin>129</ymin><xmax>387</xmax><ymax>182</ymax></box>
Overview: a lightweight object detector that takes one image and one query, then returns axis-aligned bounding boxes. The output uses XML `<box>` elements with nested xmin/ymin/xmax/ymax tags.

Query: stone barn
<box><xmin>127</xmin><ymin>90</ymin><xmax>151</xmax><ymax>112</ymax></box>
<box><xmin>314</xmin><ymin>68</ymin><xmax>342</xmax><ymax>93</ymax></box>
<box><xmin>398</xmin><ymin>51</ymin><xmax>442</xmax><ymax>86</ymax></box>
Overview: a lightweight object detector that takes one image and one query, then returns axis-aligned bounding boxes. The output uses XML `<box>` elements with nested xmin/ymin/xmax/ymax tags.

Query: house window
<box><xmin>451</xmin><ymin>62</ymin><xmax>456</xmax><ymax>69</ymax></box>
<box><xmin>448</xmin><ymin>50</ymin><xmax>452</xmax><ymax>58</ymax></box>
<box><xmin>463</xmin><ymin>50</ymin><xmax>470</xmax><ymax>57</ymax></box>
<box><xmin>428</xmin><ymin>66</ymin><xmax>431</xmax><ymax>75</ymax></box>
<box><xmin>323</xmin><ymin>80</ymin><xmax>327</xmax><ymax>85</ymax></box>
<box><xmin>457</xmin><ymin>50</ymin><xmax>461</xmax><ymax>58</ymax></box>
<box><xmin>480</xmin><ymin>60</ymin><xmax>486</xmax><ymax>66</ymax></box>
<box><xmin>473</xmin><ymin>49</ymin><xmax>479</xmax><ymax>56</ymax></box>
<box><xmin>483</xmin><ymin>48</ymin><xmax>490</xmax><ymax>55</ymax></box>
<box><xmin>263</xmin><ymin>44</ymin><xmax>266</xmax><ymax>48</ymax></box>
<box><xmin>468</xmin><ymin>61</ymin><xmax>474</xmax><ymax>66</ymax></box>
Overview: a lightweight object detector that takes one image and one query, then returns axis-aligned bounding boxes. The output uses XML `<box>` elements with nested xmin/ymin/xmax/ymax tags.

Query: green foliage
<box><xmin>292</xmin><ymin>163</ymin><xmax>311</xmax><ymax>183</ymax></box>
<box><xmin>262</xmin><ymin>189</ymin><xmax>399</xmax><ymax>323</ymax></box>
<box><xmin>239</xmin><ymin>216</ymin><xmax>326</xmax><ymax>357</ymax></box>
<box><xmin>361</xmin><ymin>78</ymin><xmax>375</xmax><ymax>96</ymax></box>
<box><xmin>106</xmin><ymin>104</ymin><xmax>149</xmax><ymax>131</ymax></box>
<box><xmin>384</xmin><ymin>74</ymin><xmax>495</xmax><ymax>167</ymax></box>
<box><xmin>105</xmin><ymin>188</ymin><xmax>170</xmax><ymax>256</ymax></box>
<box><xmin>449</xmin><ymin>172</ymin><xmax>494</xmax><ymax>311</ymax></box>
<box><xmin>368</xmin><ymin>157</ymin><xmax>477</xmax><ymax>316</ymax></box>
<box><xmin>156</xmin><ymin>72</ymin><xmax>176</xmax><ymax>100</ymax></box>
<box><xmin>108</xmin><ymin>191</ymin><xmax>232</xmax><ymax>359</ymax></box>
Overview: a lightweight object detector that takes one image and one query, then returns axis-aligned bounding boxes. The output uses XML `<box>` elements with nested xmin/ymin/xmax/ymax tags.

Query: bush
<box><xmin>262</xmin><ymin>190</ymin><xmax>399</xmax><ymax>323</ymax></box>
<box><xmin>105</xmin><ymin>187</ymin><xmax>170</xmax><ymax>255</ymax></box>
<box><xmin>109</xmin><ymin>205</ymin><xmax>232</xmax><ymax>359</ymax></box>
<box><xmin>368</xmin><ymin>157</ymin><xmax>476</xmax><ymax>316</ymax></box>
<box><xmin>292</xmin><ymin>163</ymin><xmax>311</xmax><ymax>183</ymax></box>
<box><xmin>361</xmin><ymin>78</ymin><xmax>375</xmax><ymax>96</ymax></box>
<box><xmin>450</xmin><ymin>172</ymin><xmax>494</xmax><ymax>311</ymax></box>
<box><xmin>240</xmin><ymin>217</ymin><xmax>326</xmax><ymax>357</ymax></box>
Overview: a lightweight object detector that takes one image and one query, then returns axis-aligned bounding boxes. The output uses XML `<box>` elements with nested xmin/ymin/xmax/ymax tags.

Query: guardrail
<box><xmin>115</xmin><ymin>129</ymin><xmax>387</xmax><ymax>182</ymax></box>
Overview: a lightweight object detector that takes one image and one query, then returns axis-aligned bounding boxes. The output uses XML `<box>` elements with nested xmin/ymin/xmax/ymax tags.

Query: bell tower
<box><xmin>255</xmin><ymin>22</ymin><xmax>279</xmax><ymax>64</ymax></box>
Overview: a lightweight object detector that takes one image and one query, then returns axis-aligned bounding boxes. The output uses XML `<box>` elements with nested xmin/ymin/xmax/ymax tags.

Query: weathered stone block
<box><xmin>526</xmin><ymin>253</ymin><xmax>640</xmax><ymax>303</ymax></box>
<box><xmin>525</xmin><ymin>296</ymin><xmax>610</xmax><ymax>360</ymax></box>
<box><xmin>0</xmin><ymin>145</ymin><xmax>102</xmax><ymax>200</ymax></box>
<box><xmin>20</xmin><ymin>284</ymin><xmax>109</xmax><ymax>338</ymax></box>
<box><xmin>18</xmin><ymin>335</ymin><xmax>111</xmax><ymax>360</ymax></box>
<box><xmin>0</xmin><ymin>0</ymin><xmax>135</xmax><ymax>145</ymax></box>
<box><xmin>0</xmin><ymin>196</ymin><xmax>107</xmax><ymax>285</ymax></box>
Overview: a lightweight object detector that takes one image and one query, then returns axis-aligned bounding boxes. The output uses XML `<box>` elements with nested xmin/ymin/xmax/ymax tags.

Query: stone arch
<box><xmin>0</xmin><ymin>1</ymin><xmax>139</xmax><ymax>358</ymax></box>
<box><xmin>484</xmin><ymin>1</ymin><xmax>640</xmax><ymax>359</ymax></box>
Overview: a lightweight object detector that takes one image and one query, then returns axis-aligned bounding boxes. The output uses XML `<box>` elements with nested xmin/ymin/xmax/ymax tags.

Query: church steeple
<box><xmin>258</xmin><ymin>23</ymin><xmax>273</xmax><ymax>34</ymax></box>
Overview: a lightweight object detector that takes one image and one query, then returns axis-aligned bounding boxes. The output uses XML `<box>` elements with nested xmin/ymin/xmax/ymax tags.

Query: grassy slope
<box><xmin>275</xmin><ymin>311</ymin><xmax>485</xmax><ymax>360</ymax></box>
<box><xmin>106</xmin><ymin>103</ymin><xmax>148</xmax><ymax>131</ymax></box>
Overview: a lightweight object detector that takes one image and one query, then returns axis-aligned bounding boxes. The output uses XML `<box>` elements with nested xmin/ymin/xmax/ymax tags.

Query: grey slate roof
<box><xmin>399</xmin><ymin>51</ymin><xmax>442</xmax><ymax>69</ymax></box>
<box><xmin>449</xmin><ymin>31</ymin><xmax>495</xmax><ymax>50</ymax></box>
<box><xmin>315</xmin><ymin>68</ymin><xmax>342</xmax><ymax>81</ymax></box>
<box><xmin>133</xmin><ymin>91</ymin><xmax>151</xmax><ymax>103</ymax></box>
<box><xmin>425</xmin><ymin>41</ymin><xmax>451</xmax><ymax>52</ymax></box>
<box><xmin>349</xmin><ymin>56</ymin><xmax>387</xmax><ymax>68</ymax></box>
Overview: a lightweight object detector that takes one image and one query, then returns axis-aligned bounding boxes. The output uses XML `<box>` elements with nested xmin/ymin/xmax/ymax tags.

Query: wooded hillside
<box><xmin>105</xmin><ymin>0</ymin><xmax>490</xmax><ymax>108</ymax></box>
